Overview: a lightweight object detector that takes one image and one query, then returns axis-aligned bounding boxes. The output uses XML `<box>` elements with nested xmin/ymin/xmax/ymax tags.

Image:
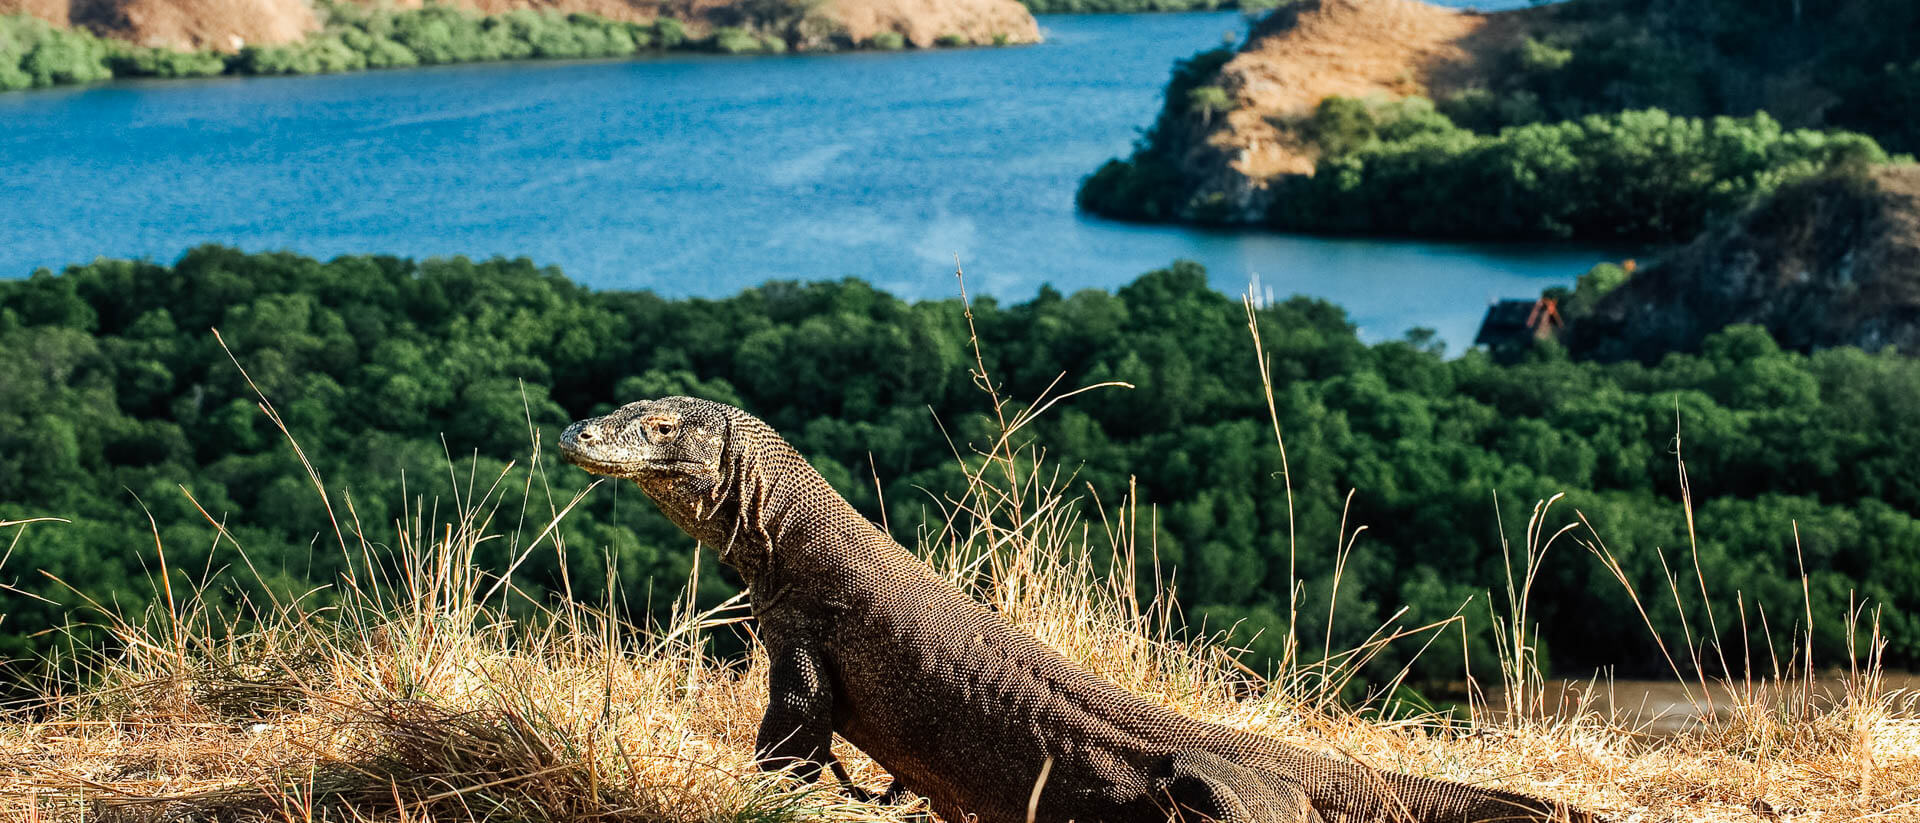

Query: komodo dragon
<box><xmin>559</xmin><ymin>396</ymin><xmax>1605</xmax><ymax>823</ymax></box>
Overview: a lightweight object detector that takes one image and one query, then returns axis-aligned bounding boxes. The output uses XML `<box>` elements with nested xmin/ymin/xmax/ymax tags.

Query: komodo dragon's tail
<box><xmin>1266</xmin><ymin>745</ymin><xmax>1607</xmax><ymax>822</ymax></box>
<box><xmin>1365</xmin><ymin>770</ymin><xmax>1604</xmax><ymax>822</ymax></box>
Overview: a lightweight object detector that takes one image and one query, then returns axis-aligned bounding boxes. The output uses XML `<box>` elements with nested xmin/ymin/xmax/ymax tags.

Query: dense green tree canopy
<box><xmin>3</xmin><ymin>250</ymin><xmax>1916</xmax><ymax>694</ymax></box>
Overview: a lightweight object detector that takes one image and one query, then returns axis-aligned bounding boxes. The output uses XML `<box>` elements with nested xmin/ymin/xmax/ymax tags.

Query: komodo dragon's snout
<box><xmin>560</xmin><ymin>396</ymin><xmax>1611</xmax><ymax>823</ymax></box>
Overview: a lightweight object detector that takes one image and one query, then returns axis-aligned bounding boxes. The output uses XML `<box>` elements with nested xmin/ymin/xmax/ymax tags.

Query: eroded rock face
<box><xmin>1566</xmin><ymin>166</ymin><xmax>1920</xmax><ymax>362</ymax></box>
<box><xmin>0</xmin><ymin>0</ymin><xmax>1038</xmax><ymax>52</ymax></box>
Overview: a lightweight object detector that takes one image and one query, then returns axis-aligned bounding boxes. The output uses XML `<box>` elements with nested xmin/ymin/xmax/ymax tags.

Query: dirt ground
<box><xmin>1495</xmin><ymin>674</ymin><xmax>1920</xmax><ymax>736</ymax></box>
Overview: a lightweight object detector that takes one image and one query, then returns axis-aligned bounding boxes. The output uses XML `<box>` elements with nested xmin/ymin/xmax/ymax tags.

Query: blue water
<box><xmin>0</xmin><ymin>11</ymin><xmax>1609</xmax><ymax>350</ymax></box>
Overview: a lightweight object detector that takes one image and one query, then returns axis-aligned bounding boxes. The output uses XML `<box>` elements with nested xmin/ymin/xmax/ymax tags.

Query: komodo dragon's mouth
<box><xmin>556</xmin><ymin>452</ymin><xmax>638</xmax><ymax>478</ymax></box>
<box><xmin>557</xmin><ymin>450</ymin><xmax>709</xmax><ymax>481</ymax></box>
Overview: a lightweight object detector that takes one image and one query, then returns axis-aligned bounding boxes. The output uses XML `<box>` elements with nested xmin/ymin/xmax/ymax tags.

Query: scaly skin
<box><xmin>560</xmin><ymin>396</ymin><xmax>1607</xmax><ymax>823</ymax></box>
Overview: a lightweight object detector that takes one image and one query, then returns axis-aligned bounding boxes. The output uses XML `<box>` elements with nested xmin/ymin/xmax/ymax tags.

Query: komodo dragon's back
<box><xmin>560</xmin><ymin>396</ymin><xmax>1608</xmax><ymax>823</ymax></box>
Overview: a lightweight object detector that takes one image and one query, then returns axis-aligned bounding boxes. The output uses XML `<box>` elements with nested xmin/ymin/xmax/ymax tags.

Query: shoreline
<box><xmin>0</xmin><ymin>5</ymin><xmax>1038</xmax><ymax>94</ymax></box>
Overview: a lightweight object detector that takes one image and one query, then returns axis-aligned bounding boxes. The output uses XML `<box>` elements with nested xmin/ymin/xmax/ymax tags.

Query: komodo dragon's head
<box><xmin>559</xmin><ymin>395</ymin><xmax>732</xmax><ymax>490</ymax></box>
<box><xmin>558</xmin><ymin>396</ymin><xmax>808</xmax><ymax>561</ymax></box>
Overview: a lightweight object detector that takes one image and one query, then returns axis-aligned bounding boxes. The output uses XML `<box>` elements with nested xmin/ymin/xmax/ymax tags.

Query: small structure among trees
<box><xmin>1474</xmin><ymin>297</ymin><xmax>1563</xmax><ymax>350</ymax></box>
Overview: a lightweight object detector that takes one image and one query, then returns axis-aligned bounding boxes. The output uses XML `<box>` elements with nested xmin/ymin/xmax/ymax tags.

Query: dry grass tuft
<box><xmin>3</xmin><ymin>290</ymin><xmax>1917</xmax><ymax>821</ymax></box>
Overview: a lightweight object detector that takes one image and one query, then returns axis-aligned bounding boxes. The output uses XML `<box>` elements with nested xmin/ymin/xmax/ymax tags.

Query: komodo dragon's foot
<box><xmin>1159</xmin><ymin>750</ymin><xmax>1327</xmax><ymax>823</ymax></box>
<box><xmin>834</xmin><ymin>771</ymin><xmax>932</xmax><ymax>820</ymax></box>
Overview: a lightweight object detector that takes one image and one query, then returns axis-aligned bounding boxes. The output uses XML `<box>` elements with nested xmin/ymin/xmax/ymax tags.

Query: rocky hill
<box><xmin>1566</xmin><ymin>166</ymin><xmax>1920</xmax><ymax>362</ymax></box>
<box><xmin>0</xmin><ymin>0</ymin><xmax>1037</xmax><ymax>51</ymax></box>
<box><xmin>1159</xmin><ymin>0</ymin><xmax>1540</xmax><ymax>220</ymax></box>
<box><xmin>1106</xmin><ymin>0</ymin><xmax>1918</xmax><ymax>227</ymax></box>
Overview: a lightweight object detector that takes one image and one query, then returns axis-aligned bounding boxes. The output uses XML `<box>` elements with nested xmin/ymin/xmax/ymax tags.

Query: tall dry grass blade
<box><xmin>1243</xmin><ymin>289</ymin><xmax>1299</xmax><ymax>678</ymax></box>
<box><xmin>213</xmin><ymin>328</ymin><xmax>348</xmax><ymax>559</ymax></box>
<box><xmin>1672</xmin><ymin>406</ymin><xmax>1727</xmax><ymax>715</ymax></box>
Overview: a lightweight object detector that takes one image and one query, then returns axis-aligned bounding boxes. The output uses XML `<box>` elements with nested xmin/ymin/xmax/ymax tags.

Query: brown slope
<box><xmin>1565</xmin><ymin>166</ymin><xmax>1920</xmax><ymax>362</ymax></box>
<box><xmin>5</xmin><ymin>0</ymin><xmax>317</xmax><ymax>50</ymax></box>
<box><xmin>1170</xmin><ymin>0</ymin><xmax>1543</xmax><ymax>219</ymax></box>
<box><xmin>817</xmin><ymin>0</ymin><xmax>1035</xmax><ymax>48</ymax></box>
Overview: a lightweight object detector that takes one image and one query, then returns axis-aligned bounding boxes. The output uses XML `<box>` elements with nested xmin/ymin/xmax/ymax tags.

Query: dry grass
<box><xmin>3</xmin><ymin>286</ymin><xmax>1918</xmax><ymax>822</ymax></box>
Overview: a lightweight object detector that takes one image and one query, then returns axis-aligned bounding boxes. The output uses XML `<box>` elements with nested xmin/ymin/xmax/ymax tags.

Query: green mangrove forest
<box><xmin>3</xmin><ymin>250</ymin><xmax>1915</xmax><ymax>692</ymax></box>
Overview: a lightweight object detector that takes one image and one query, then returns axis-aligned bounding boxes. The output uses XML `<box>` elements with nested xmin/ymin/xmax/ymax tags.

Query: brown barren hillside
<box><xmin>3</xmin><ymin>0</ymin><xmax>316</xmax><ymax>50</ymax></box>
<box><xmin>0</xmin><ymin>0</ymin><xmax>1038</xmax><ymax>51</ymax></box>
<box><xmin>815</xmin><ymin>0</ymin><xmax>1034</xmax><ymax>49</ymax></box>
<box><xmin>1174</xmin><ymin>0</ymin><xmax>1541</xmax><ymax>218</ymax></box>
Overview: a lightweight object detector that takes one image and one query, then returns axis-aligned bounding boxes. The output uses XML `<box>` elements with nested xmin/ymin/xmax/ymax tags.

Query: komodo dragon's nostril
<box><xmin>577</xmin><ymin>430</ymin><xmax>595</xmax><ymax>442</ymax></box>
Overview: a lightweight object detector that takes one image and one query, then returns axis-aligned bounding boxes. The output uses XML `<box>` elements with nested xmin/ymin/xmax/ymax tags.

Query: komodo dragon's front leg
<box><xmin>753</xmin><ymin>634</ymin><xmax>839</xmax><ymax>780</ymax></box>
<box><xmin>754</xmin><ymin>616</ymin><xmax>903</xmax><ymax>803</ymax></box>
<box><xmin>756</xmin><ymin>610</ymin><xmax>921</xmax><ymax>801</ymax></box>
<box><xmin>1158</xmin><ymin>750</ymin><xmax>1327</xmax><ymax>823</ymax></box>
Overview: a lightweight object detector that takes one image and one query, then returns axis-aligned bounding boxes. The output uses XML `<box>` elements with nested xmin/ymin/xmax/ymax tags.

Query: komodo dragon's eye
<box><xmin>653</xmin><ymin>422</ymin><xmax>675</xmax><ymax>438</ymax></box>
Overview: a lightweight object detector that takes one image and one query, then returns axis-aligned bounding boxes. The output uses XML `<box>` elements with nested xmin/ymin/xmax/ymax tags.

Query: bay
<box><xmin>0</xmin><ymin>10</ymin><xmax>1610</xmax><ymax>351</ymax></box>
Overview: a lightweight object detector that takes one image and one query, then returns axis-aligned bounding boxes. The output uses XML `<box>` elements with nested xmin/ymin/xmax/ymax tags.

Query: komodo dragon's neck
<box><xmin>637</xmin><ymin>412</ymin><xmax>886</xmax><ymax>609</ymax></box>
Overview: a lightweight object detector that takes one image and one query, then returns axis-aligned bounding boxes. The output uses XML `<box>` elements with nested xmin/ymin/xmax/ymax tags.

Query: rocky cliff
<box><xmin>0</xmin><ymin>0</ymin><xmax>1038</xmax><ymax>51</ymax></box>
<box><xmin>1566</xmin><ymin>166</ymin><xmax>1920</xmax><ymax>362</ymax></box>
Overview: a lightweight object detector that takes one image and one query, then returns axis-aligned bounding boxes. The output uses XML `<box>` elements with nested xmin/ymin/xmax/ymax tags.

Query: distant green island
<box><xmin>1080</xmin><ymin>0</ymin><xmax>1920</xmax><ymax>242</ymax></box>
<box><xmin>1083</xmin><ymin>83</ymin><xmax>1895</xmax><ymax>241</ymax></box>
<box><xmin>0</xmin><ymin>2</ymin><xmax>1002</xmax><ymax>93</ymax></box>
<box><xmin>6</xmin><ymin>249</ymin><xmax>1917</xmax><ymax>692</ymax></box>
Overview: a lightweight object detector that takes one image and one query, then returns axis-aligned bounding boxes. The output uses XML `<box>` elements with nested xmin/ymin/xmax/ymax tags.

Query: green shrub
<box><xmin>1559</xmin><ymin>262</ymin><xmax>1632</xmax><ymax>320</ymax></box>
<box><xmin>869</xmin><ymin>31</ymin><xmax>905</xmax><ymax>51</ymax></box>
<box><xmin>1075</xmin><ymin>46</ymin><xmax>1239</xmax><ymax>221</ymax></box>
<box><xmin>710</xmin><ymin>27</ymin><xmax>764</xmax><ymax>54</ymax></box>
<box><xmin>359</xmin><ymin>33</ymin><xmax>421</xmax><ymax>68</ymax></box>
<box><xmin>0</xmin><ymin>62</ymin><xmax>27</xmax><ymax>91</ymax></box>
<box><xmin>1515</xmin><ymin>37</ymin><xmax>1573</xmax><ymax>74</ymax></box>
<box><xmin>1077</xmin><ymin>155</ymin><xmax>1186</xmax><ymax>221</ymax></box>
<box><xmin>934</xmin><ymin>33</ymin><xmax>969</xmax><ymax>48</ymax></box>
<box><xmin>1185</xmin><ymin>85</ymin><xmax>1232</xmax><ymax>121</ymax></box>
<box><xmin>103</xmin><ymin>43</ymin><xmax>227</xmax><ymax>78</ymax></box>
<box><xmin>652</xmin><ymin>18</ymin><xmax>686</xmax><ymax>49</ymax></box>
<box><xmin>1</xmin><ymin>15</ymin><xmax>112</xmax><ymax>89</ymax></box>
<box><xmin>1303</xmin><ymin>96</ymin><xmax>1456</xmax><ymax>157</ymax></box>
<box><xmin>235</xmin><ymin>35</ymin><xmax>368</xmax><ymax>75</ymax></box>
<box><xmin>1271</xmin><ymin>105</ymin><xmax>1895</xmax><ymax>241</ymax></box>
